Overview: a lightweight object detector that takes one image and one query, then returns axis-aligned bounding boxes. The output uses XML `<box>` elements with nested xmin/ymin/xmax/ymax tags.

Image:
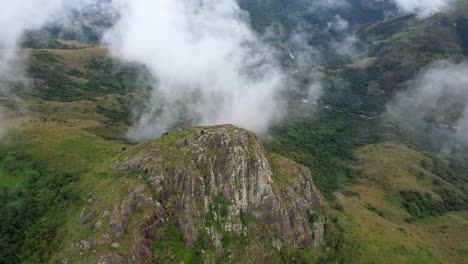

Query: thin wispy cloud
<box><xmin>387</xmin><ymin>60</ymin><xmax>468</xmax><ymax>156</ymax></box>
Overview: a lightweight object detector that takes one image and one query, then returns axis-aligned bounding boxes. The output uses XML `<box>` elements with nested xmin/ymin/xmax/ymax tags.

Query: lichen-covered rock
<box><xmin>92</xmin><ymin>253</ymin><xmax>126</xmax><ymax>264</ymax></box>
<box><xmin>63</xmin><ymin>125</ymin><xmax>326</xmax><ymax>263</ymax></box>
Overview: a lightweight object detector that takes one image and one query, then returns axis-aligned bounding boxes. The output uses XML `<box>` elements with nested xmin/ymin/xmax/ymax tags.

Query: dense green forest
<box><xmin>0</xmin><ymin>151</ymin><xmax>78</xmax><ymax>263</ymax></box>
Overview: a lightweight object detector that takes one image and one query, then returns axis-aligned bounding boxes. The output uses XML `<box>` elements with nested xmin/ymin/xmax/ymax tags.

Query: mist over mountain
<box><xmin>386</xmin><ymin>60</ymin><xmax>468</xmax><ymax>157</ymax></box>
<box><xmin>103</xmin><ymin>0</ymin><xmax>291</xmax><ymax>140</ymax></box>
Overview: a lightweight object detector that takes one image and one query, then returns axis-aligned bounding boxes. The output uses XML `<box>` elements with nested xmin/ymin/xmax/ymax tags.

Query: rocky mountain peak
<box><xmin>60</xmin><ymin>125</ymin><xmax>326</xmax><ymax>263</ymax></box>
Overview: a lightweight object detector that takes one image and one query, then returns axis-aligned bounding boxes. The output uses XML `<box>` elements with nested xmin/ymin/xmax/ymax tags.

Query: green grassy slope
<box><xmin>336</xmin><ymin>142</ymin><xmax>468</xmax><ymax>264</ymax></box>
<box><xmin>0</xmin><ymin>45</ymin><xmax>135</xmax><ymax>263</ymax></box>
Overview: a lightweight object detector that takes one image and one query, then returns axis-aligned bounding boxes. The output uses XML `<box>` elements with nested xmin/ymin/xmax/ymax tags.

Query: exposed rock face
<box><xmin>62</xmin><ymin>125</ymin><xmax>326</xmax><ymax>263</ymax></box>
<box><xmin>92</xmin><ymin>253</ymin><xmax>126</xmax><ymax>264</ymax></box>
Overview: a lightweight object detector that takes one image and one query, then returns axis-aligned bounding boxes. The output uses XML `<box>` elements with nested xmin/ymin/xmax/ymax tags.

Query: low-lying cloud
<box><xmin>326</xmin><ymin>15</ymin><xmax>358</xmax><ymax>57</ymax></box>
<box><xmin>105</xmin><ymin>0</ymin><xmax>289</xmax><ymax>140</ymax></box>
<box><xmin>386</xmin><ymin>60</ymin><xmax>468</xmax><ymax>156</ymax></box>
<box><xmin>393</xmin><ymin>0</ymin><xmax>455</xmax><ymax>18</ymax></box>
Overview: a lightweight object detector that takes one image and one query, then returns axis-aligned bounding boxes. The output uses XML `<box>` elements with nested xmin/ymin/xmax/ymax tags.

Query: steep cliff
<box><xmin>58</xmin><ymin>125</ymin><xmax>325</xmax><ymax>263</ymax></box>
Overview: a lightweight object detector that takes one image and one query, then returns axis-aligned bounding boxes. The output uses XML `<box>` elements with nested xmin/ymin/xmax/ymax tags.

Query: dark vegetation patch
<box><xmin>21</xmin><ymin>34</ymin><xmax>78</xmax><ymax>49</ymax></box>
<box><xmin>0</xmin><ymin>151</ymin><xmax>79</xmax><ymax>263</ymax></box>
<box><xmin>68</xmin><ymin>68</ymin><xmax>84</xmax><ymax>78</ymax></box>
<box><xmin>366</xmin><ymin>204</ymin><xmax>388</xmax><ymax>219</ymax></box>
<box><xmin>266</xmin><ymin>106</ymin><xmax>379</xmax><ymax>198</ymax></box>
<box><xmin>150</xmin><ymin>223</ymin><xmax>203</xmax><ymax>263</ymax></box>
<box><xmin>27</xmin><ymin>55</ymin><xmax>146</xmax><ymax>102</ymax></box>
<box><xmin>359</xmin><ymin>14</ymin><xmax>417</xmax><ymax>42</ymax></box>
<box><xmin>322</xmin><ymin>65</ymin><xmax>384</xmax><ymax>112</ymax></box>
<box><xmin>84</xmin><ymin>58</ymin><xmax>144</xmax><ymax>95</ymax></box>
<box><xmin>432</xmin><ymin>159</ymin><xmax>468</xmax><ymax>195</ymax></box>
<box><xmin>318</xmin><ymin>212</ymin><xmax>361</xmax><ymax>263</ymax></box>
<box><xmin>400</xmin><ymin>190</ymin><xmax>468</xmax><ymax>220</ymax></box>
<box><xmin>456</xmin><ymin>18</ymin><xmax>468</xmax><ymax>56</ymax></box>
<box><xmin>96</xmin><ymin>97</ymin><xmax>132</xmax><ymax>126</ymax></box>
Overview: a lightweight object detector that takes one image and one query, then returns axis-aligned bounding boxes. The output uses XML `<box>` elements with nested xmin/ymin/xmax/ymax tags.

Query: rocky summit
<box><xmin>58</xmin><ymin>125</ymin><xmax>326</xmax><ymax>263</ymax></box>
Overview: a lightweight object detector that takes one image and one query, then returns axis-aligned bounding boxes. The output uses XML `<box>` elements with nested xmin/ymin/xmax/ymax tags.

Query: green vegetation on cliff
<box><xmin>0</xmin><ymin>152</ymin><xmax>78</xmax><ymax>263</ymax></box>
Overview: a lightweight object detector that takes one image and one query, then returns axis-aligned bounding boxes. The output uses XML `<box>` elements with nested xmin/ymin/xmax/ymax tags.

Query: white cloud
<box><xmin>104</xmin><ymin>0</ymin><xmax>290</xmax><ymax>140</ymax></box>
<box><xmin>393</xmin><ymin>0</ymin><xmax>455</xmax><ymax>18</ymax></box>
<box><xmin>327</xmin><ymin>15</ymin><xmax>349</xmax><ymax>32</ymax></box>
<box><xmin>331</xmin><ymin>34</ymin><xmax>358</xmax><ymax>57</ymax></box>
<box><xmin>325</xmin><ymin>15</ymin><xmax>358</xmax><ymax>58</ymax></box>
<box><xmin>387</xmin><ymin>60</ymin><xmax>468</xmax><ymax>155</ymax></box>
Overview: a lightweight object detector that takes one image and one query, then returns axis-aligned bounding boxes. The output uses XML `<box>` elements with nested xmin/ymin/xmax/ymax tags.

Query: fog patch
<box><xmin>326</xmin><ymin>15</ymin><xmax>359</xmax><ymax>57</ymax></box>
<box><xmin>386</xmin><ymin>60</ymin><xmax>468</xmax><ymax>156</ymax></box>
<box><xmin>104</xmin><ymin>0</ymin><xmax>292</xmax><ymax>140</ymax></box>
<box><xmin>393</xmin><ymin>0</ymin><xmax>455</xmax><ymax>18</ymax></box>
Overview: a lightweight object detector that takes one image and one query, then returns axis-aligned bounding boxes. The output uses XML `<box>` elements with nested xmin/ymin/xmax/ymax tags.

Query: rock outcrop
<box><xmin>60</xmin><ymin>125</ymin><xmax>326</xmax><ymax>263</ymax></box>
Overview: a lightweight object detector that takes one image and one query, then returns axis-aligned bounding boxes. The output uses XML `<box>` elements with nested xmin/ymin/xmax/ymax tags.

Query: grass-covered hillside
<box><xmin>337</xmin><ymin>142</ymin><xmax>468</xmax><ymax>263</ymax></box>
<box><xmin>0</xmin><ymin>43</ymin><xmax>134</xmax><ymax>263</ymax></box>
